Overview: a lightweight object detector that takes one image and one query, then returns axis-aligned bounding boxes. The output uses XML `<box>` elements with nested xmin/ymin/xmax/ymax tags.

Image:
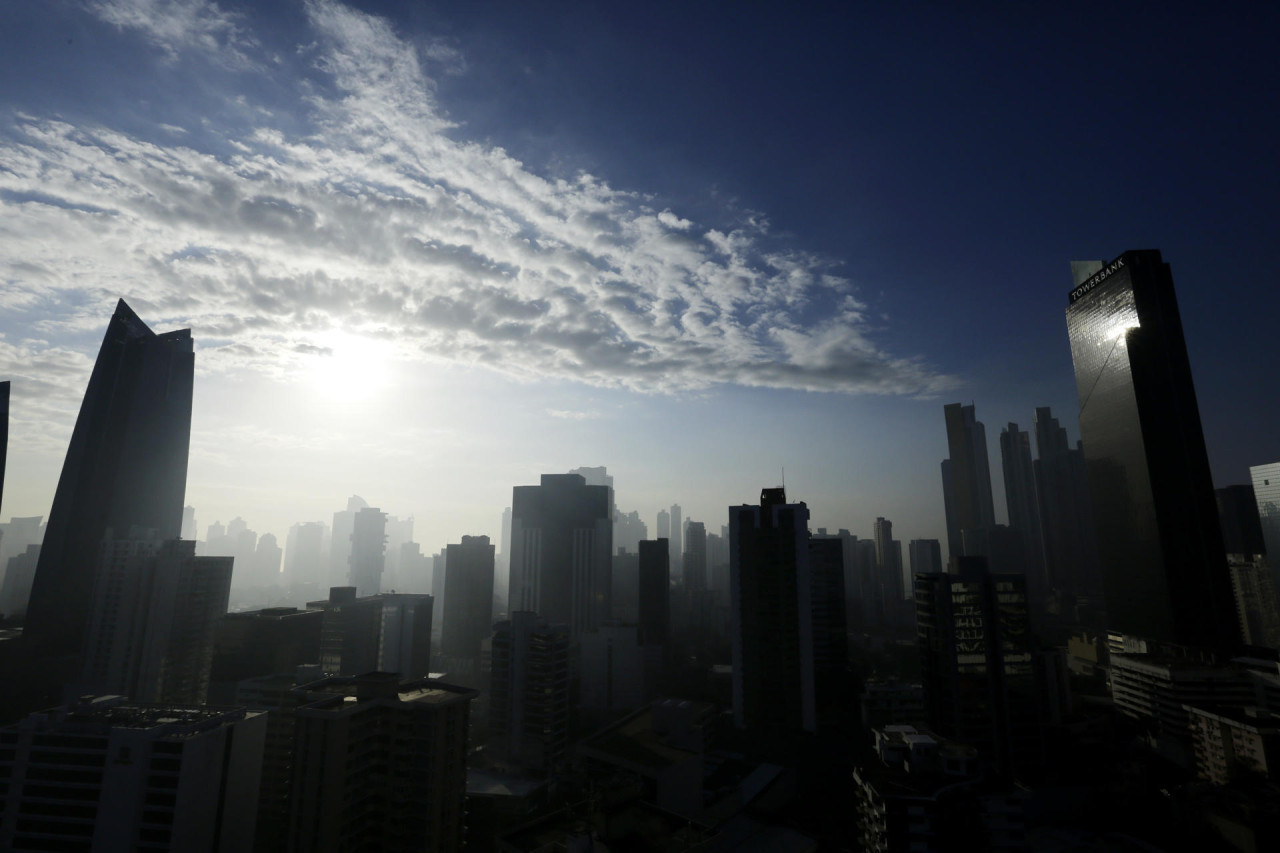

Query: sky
<box><xmin>1</xmin><ymin>1</ymin><xmax>1278</xmax><ymax>561</ymax></box>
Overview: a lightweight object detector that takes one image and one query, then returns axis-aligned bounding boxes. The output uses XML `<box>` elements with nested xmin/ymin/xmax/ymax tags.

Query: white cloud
<box><xmin>2</xmin><ymin>0</ymin><xmax>952</xmax><ymax>425</ymax></box>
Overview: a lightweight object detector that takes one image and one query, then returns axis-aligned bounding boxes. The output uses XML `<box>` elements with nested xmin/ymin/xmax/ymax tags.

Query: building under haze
<box><xmin>683</xmin><ymin>520</ymin><xmax>707</xmax><ymax>591</ymax></box>
<box><xmin>441</xmin><ymin>534</ymin><xmax>495</xmax><ymax>667</ymax></box>
<box><xmin>24</xmin><ymin>300</ymin><xmax>194</xmax><ymax>658</ymax></box>
<box><xmin>1066</xmin><ymin>250</ymin><xmax>1238</xmax><ymax>651</ymax></box>
<box><xmin>348</xmin><ymin>506</ymin><xmax>387</xmax><ymax>597</ymax></box>
<box><xmin>509</xmin><ymin>474</ymin><xmax>612</xmax><ymax>638</ymax></box>
<box><xmin>1032</xmin><ymin>406</ymin><xmax>1102</xmax><ymax>600</ymax></box>
<box><xmin>489</xmin><ymin>612</ymin><xmax>570</xmax><ymax>774</ymax></box>
<box><xmin>1000</xmin><ymin>422</ymin><xmax>1044</xmax><ymax>589</ymax></box>
<box><xmin>941</xmin><ymin>403</ymin><xmax>996</xmax><ymax>559</ymax></box>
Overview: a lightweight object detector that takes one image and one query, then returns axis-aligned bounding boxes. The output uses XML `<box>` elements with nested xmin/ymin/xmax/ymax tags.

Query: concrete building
<box><xmin>489</xmin><ymin>612</ymin><xmax>570</xmax><ymax>774</ymax></box>
<box><xmin>441</xmin><ymin>535</ymin><xmax>496</xmax><ymax>666</ymax></box>
<box><xmin>683</xmin><ymin>520</ymin><xmax>707</xmax><ymax>592</ymax></box>
<box><xmin>348</xmin><ymin>506</ymin><xmax>386</xmax><ymax>597</ymax></box>
<box><xmin>580</xmin><ymin>622</ymin><xmax>646</xmax><ymax>713</ymax></box>
<box><xmin>1184</xmin><ymin>705</ymin><xmax>1280</xmax><ymax>785</ymax></box>
<box><xmin>311</xmin><ymin>587</ymin><xmax>432</xmax><ymax>679</ymax></box>
<box><xmin>0</xmin><ymin>696</ymin><xmax>265</xmax><ymax>853</ymax></box>
<box><xmin>509</xmin><ymin>474</ymin><xmax>612</xmax><ymax>639</ymax></box>
<box><xmin>81</xmin><ymin>533</ymin><xmax>232</xmax><ymax>704</ymax></box>
<box><xmin>288</xmin><ymin>673</ymin><xmax>477</xmax><ymax>853</ymax></box>
<box><xmin>209</xmin><ymin>606</ymin><xmax>324</xmax><ymax>704</ymax></box>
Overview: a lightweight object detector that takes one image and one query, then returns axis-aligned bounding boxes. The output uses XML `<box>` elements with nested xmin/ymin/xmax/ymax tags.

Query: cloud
<box><xmin>1</xmin><ymin>0</ymin><xmax>952</xmax><ymax>412</ymax></box>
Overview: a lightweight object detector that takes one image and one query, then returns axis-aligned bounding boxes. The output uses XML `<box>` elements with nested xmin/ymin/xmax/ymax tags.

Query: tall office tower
<box><xmin>377</xmin><ymin>593</ymin><xmax>435</xmax><ymax>678</ymax></box>
<box><xmin>1032</xmin><ymin>406</ymin><xmax>1102</xmax><ymax>598</ymax></box>
<box><xmin>611</xmin><ymin>547</ymin><xmax>640</xmax><ymax>623</ymax></box>
<box><xmin>656</xmin><ymin>508</ymin><xmax>670</xmax><ymax>542</ymax></box>
<box><xmin>288</xmin><ymin>673</ymin><xmax>477</xmax><ymax>853</ymax></box>
<box><xmin>1216</xmin><ymin>485</ymin><xmax>1265</xmax><ymax>557</ymax></box>
<box><xmin>441</xmin><ymin>535</ymin><xmax>496</xmax><ymax>666</ymax></box>
<box><xmin>1000</xmin><ymin>422</ymin><xmax>1044</xmax><ymax>583</ymax></box>
<box><xmin>915</xmin><ymin>557</ymin><xmax>1043</xmax><ymax>775</ymax></box>
<box><xmin>941</xmin><ymin>403</ymin><xmax>996</xmax><ymax>558</ymax></box>
<box><xmin>0</xmin><ymin>697</ymin><xmax>266</xmax><ymax>853</ymax></box>
<box><xmin>181</xmin><ymin>504</ymin><xmax>197</xmax><ymax>540</ymax></box>
<box><xmin>706</xmin><ymin>531</ymin><xmax>730</xmax><ymax>596</ymax></box>
<box><xmin>614</xmin><ymin>509</ymin><xmax>648</xmax><ymax>555</ymax></box>
<box><xmin>909</xmin><ymin>539</ymin><xmax>943</xmax><ymax>576</ymax></box>
<box><xmin>498</xmin><ymin>505</ymin><xmax>513</xmax><ymax>600</ymax></box>
<box><xmin>1066</xmin><ymin>250</ymin><xmax>1238</xmax><ymax>650</ymax></box>
<box><xmin>509</xmin><ymin>474</ymin><xmax>612</xmax><ymax>638</ymax></box>
<box><xmin>670</xmin><ymin>504</ymin><xmax>683</xmax><ymax>576</ymax></box>
<box><xmin>255</xmin><ymin>532</ymin><xmax>283</xmax><ymax>584</ymax></box>
<box><xmin>397</xmin><ymin>541</ymin><xmax>430</xmax><ymax>593</ymax></box>
<box><xmin>730</xmin><ymin>488</ymin><xmax>842</xmax><ymax>735</ymax></box>
<box><xmin>844</xmin><ymin>538</ymin><xmax>879</xmax><ymax>631</ymax></box>
<box><xmin>285</xmin><ymin>521</ymin><xmax>326</xmax><ymax>588</ymax></box>
<box><xmin>81</xmin><ymin>533</ymin><xmax>233</xmax><ymax>704</ymax></box>
<box><xmin>580</xmin><ymin>622</ymin><xmax>646</xmax><ymax>712</ymax></box>
<box><xmin>873</xmin><ymin>517</ymin><xmax>906</xmax><ymax>627</ymax></box>
<box><xmin>383</xmin><ymin>514</ymin><xmax>413</xmax><ymax>588</ymax></box>
<box><xmin>683</xmin><ymin>520</ymin><xmax>708</xmax><ymax>591</ymax></box>
<box><xmin>431</xmin><ymin>547</ymin><xmax>447</xmax><ymax>636</ymax></box>
<box><xmin>348</xmin><ymin>506</ymin><xmax>387</xmax><ymax>596</ymax></box>
<box><xmin>329</xmin><ymin>495</ymin><xmax>368</xmax><ymax>587</ymax></box>
<box><xmin>638</xmin><ymin>539</ymin><xmax>671</xmax><ymax>682</ymax></box>
<box><xmin>489</xmin><ymin>612</ymin><xmax>571</xmax><ymax>774</ymax></box>
<box><xmin>24</xmin><ymin>301</ymin><xmax>193</xmax><ymax>656</ymax></box>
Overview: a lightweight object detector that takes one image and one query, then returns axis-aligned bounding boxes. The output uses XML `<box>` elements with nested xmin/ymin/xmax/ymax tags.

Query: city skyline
<box><xmin>2</xmin><ymin>2</ymin><xmax>1278</xmax><ymax>555</ymax></box>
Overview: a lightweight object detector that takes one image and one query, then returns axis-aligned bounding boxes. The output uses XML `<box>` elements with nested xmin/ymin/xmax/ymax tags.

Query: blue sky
<box><xmin>1</xmin><ymin>1</ymin><xmax>1277</xmax><ymax>560</ymax></box>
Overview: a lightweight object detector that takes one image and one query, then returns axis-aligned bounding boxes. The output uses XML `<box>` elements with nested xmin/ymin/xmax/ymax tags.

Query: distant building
<box><xmin>288</xmin><ymin>673</ymin><xmax>477</xmax><ymax>853</ymax></box>
<box><xmin>1000</xmin><ymin>421</ymin><xmax>1045</xmax><ymax>588</ymax></box>
<box><xmin>348</xmin><ymin>506</ymin><xmax>386</xmax><ymax>597</ymax></box>
<box><xmin>683</xmin><ymin>520</ymin><xmax>707</xmax><ymax>591</ymax></box>
<box><xmin>638</xmin><ymin>539</ymin><xmax>671</xmax><ymax>684</ymax></box>
<box><xmin>908</xmin><ymin>539</ymin><xmax>943</xmax><ymax>578</ymax></box>
<box><xmin>25</xmin><ymin>300</ymin><xmax>194</xmax><ymax>658</ymax></box>
<box><xmin>0</xmin><ymin>696</ymin><xmax>265</xmax><ymax>853</ymax></box>
<box><xmin>209</xmin><ymin>606</ymin><xmax>323</xmax><ymax>704</ymax></box>
<box><xmin>328</xmin><ymin>495</ymin><xmax>368</xmax><ymax>589</ymax></box>
<box><xmin>1066</xmin><ymin>250</ymin><xmax>1238</xmax><ymax>651</ymax></box>
<box><xmin>1249</xmin><ymin>463</ymin><xmax>1280</xmax><ymax>593</ymax></box>
<box><xmin>310</xmin><ymin>587</ymin><xmax>432</xmax><ymax>679</ymax></box>
<box><xmin>0</xmin><ymin>544</ymin><xmax>39</xmax><ymax>619</ymax></box>
<box><xmin>441</xmin><ymin>535</ymin><xmax>495</xmax><ymax>667</ymax></box>
<box><xmin>611</xmin><ymin>548</ymin><xmax>640</xmax><ymax>624</ymax></box>
<box><xmin>509</xmin><ymin>474</ymin><xmax>612</xmax><ymax>638</ymax></box>
<box><xmin>489</xmin><ymin>612</ymin><xmax>570</xmax><ymax>774</ymax></box>
<box><xmin>81</xmin><ymin>532</ymin><xmax>233</xmax><ymax>705</ymax></box>
<box><xmin>284</xmin><ymin>521</ymin><xmax>327</xmax><ymax>590</ymax></box>
<box><xmin>669</xmin><ymin>504</ymin><xmax>683</xmax><ymax>577</ymax></box>
<box><xmin>580</xmin><ymin>623</ymin><xmax>646</xmax><ymax>713</ymax></box>
<box><xmin>941</xmin><ymin>403</ymin><xmax>996</xmax><ymax>559</ymax></box>
<box><xmin>1032</xmin><ymin>406</ymin><xmax>1101</xmax><ymax>599</ymax></box>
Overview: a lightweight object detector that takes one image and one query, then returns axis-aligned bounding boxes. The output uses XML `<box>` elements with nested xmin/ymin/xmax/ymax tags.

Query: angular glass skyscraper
<box><xmin>24</xmin><ymin>300</ymin><xmax>194</xmax><ymax>655</ymax></box>
<box><xmin>1066</xmin><ymin>250</ymin><xmax>1237</xmax><ymax>650</ymax></box>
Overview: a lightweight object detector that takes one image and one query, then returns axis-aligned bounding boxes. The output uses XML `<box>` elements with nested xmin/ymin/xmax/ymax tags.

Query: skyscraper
<box><xmin>1032</xmin><ymin>407</ymin><xmax>1101</xmax><ymax>599</ymax></box>
<box><xmin>1250</xmin><ymin>463</ymin><xmax>1280</xmax><ymax>593</ymax></box>
<box><xmin>1066</xmin><ymin>250</ymin><xmax>1237</xmax><ymax>650</ymax></box>
<box><xmin>1000</xmin><ymin>422</ymin><xmax>1044</xmax><ymax>585</ymax></box>
<box><xmin>670</xmin><ymin>504</ymin><xmax>683</xmax><ymax>576</ymax></box>
<box><xmin>24</xmin><ymin>300</ymin><xmax>194</xmax><ymax>656</ymax></box>
<box><xmin>441</xmin><ymin>534</ymin><xmax>496</xmax><ymax>666</ymax></box>
<box><xmin>941</xmin><ymin>403</ymin><xmax>996</xmax><ymax>558</ymax></box>
<box><xmin>348</xmin><ymin>506</ymin><xmax>387</xmax><ymax>596</ymax></box>
<box><xmin>489</xmin><ymin>612</ymin><xmax>571</xmax><ymax>773</ymax></box>
<box><xmin>509</xmin><ymin>474</ymin><xmax>612</xmax><ymax>638</ymax></box>
<box><xmin>730</xmin><ymin>488</ymin><xmax>846</xmax><ymax>735</ymax></box>
<box><xmin>637</xmin><ymin>538</ymin><xmax>670</xmax><ymax>669</ymax></box>
<box><xmin>683</xmin><ymin>520</ymin><xmax>707</xmax><ymax>591</ymax></box>
<box><xmin>909</xmin><ymin>539</ymin><xmax>943</xmax><ymax>577</ymax></box>
<box><xmin>329</xmin><ymin>495</ymin><xmax>368</xmax><ymax>588</ymax></box>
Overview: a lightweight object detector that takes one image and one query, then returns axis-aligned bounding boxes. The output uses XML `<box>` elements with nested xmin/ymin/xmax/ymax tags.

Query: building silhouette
<box><xmin>638</xmin><ymin>539</ymin><xmax>671</xmax><ymax>684</ymax></box>
<box><xmin>1032</xmin><ymin>407</ymin><xmax>1102</xmax><ymax>599</ymax></box>
<box><xmin>348</xmin><ymin>506</ymin><xmax>386</xmax><ymax>597</ymax></box>
<box><xmin>730</xmin><ymin>488</ymin><xmax>846</xmax><ymax>735</ymax></box>
<box><xmin>509</xmin><ymin>474</ymin><xmax>612</xmax><ymax>638</ymax></box>
<box><xmin>328</xmin><ymin>495</ymin><xmax>368</xmax><ymax>588</ymax></box>
<box><xmin>288</xmin><ymin>673</ymin><xmax>476</xmax><ymax>852</ymax></box>
<box><xmin>683</xmin><ymin>520</ymin><xmax>707</xmax><ymax>592</ymax></box>
<box><xmin>441</xmin><ymin>534</ymin><xmax>496</xmax><ymax>666</ymax></box>
<box><xmin>284</xmin><ymin>520</ymin><xmax>327</xmax><ymax>590</ymax></box>
<box><xmin>909</xmin><ymin>539</ymin><xmax>943</xmax><ymax>577</ymax></box>
<box><xmin>24</xmin><ymin>300</ymin><xmax>194</xmax><ymax>657</ymax></box>
<box><xmin>1251</xmin><ymin>463</ymin><xmax>1280</xmax><ymax>600</ymax></box>
<box><xmin>670</xmin><ymin>504</ymin><xmax>683</xmax><ymax>577</ymax></box>
<box><xmin>311</xmin><ymin>587</ymin><xmax>433</xmax><ymax>678</ymax></box>
<box><xmin>941</xmin><ymin>403</ymin><xmax>996</xmax><ymax>559</ymax></box>
<box><xmin>81</xmin><ymin>533</ymin><xmax>233</xmax><ymax>704</ymax></box>
<box><xmin>1000</xmin><ymin>421</ymin><xmax>1044</xmax><ymax>589</ymax></box>
<box><xmin>1066</xmin><ymin>250</ymin><xmax>1238</xmax><ymax>650</ymax></box>
<box><xmin>915</xmin><ymin>557</ymin><xmax>1043</xmax><ymax>775</ymax></box>
<box><xmin>489</xmin><ymin>612</ymin><xmax>570</xmax><ymax>774</ymax></box>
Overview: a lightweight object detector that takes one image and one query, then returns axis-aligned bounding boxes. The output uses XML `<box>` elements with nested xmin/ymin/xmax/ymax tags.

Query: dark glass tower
<box><xmin>24</xmin><ymin>300</ymin><xmax>194</xmax><ymax>655</ymax></box>
<box><xmin>941</xmin><ymin>403</ymin><xmax>996</xmax><ymax>558</ymax></box>
<box><xmin>1066</xmin><ymin>250</ymin><xmax>1237</xmax><ymax>650</ymax></box>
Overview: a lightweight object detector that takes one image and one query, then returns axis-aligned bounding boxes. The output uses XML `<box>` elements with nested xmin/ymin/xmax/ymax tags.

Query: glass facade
<box><xmin>1250</xmin><ymin>463</ymin><xmax>1280</xmax><ymax>590</ymax></box>
<box><xmin>1066</xmin><ymin>251</ymin><xmax>1237</xmax><ymax>650</ymax></box>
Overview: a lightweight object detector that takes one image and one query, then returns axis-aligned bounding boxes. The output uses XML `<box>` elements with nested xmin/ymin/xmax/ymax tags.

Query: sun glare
<box><xmin>302</xmin><ymin>330</ymin><xmax>398</xmax><ymax>397</ymax></box>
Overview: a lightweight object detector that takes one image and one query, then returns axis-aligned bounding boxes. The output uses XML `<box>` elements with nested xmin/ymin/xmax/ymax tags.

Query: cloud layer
<box><xmin>0</xmin><ymin>0</ymin><xmax>950</xmax><ymax>409</ymax></box>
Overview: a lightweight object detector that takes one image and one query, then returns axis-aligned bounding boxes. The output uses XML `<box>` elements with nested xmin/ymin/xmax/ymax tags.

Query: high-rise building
<box><xmin>329</xmin><ymin>495</ymin><xmax>368</xmax><ymax>588</ymax></box>
<box><xmin>915</xmin><ymin>557</ymin><xmax>1043</xmax><ymax>775</ymax></box>
<box><xmin>909</xmin><ymin>539</ymin><xmax>943</xmax><ymax>577</ymax></box>
<box><xmin>288</xmin><ymin>673</ymin><xmax>477</xmax><ymax>853</ymax></box>
<box><xmin>0</xmin><ymin>544</ymin><xmax>39</xmax><ymax>619</ymax></box>
<box><xmin>611</xmin><ymin>547</ymin><xmax>640</xmax><ymax>623</ymax></box>
<box><xmin>656</xmin><ymin>509</ymin><xmax>670</xmax><ymax>542</ymax></box>
<box><xmin>670</xmin><ymin>504</ymin><xmax>683</xmax><ymax>576</ymax></box>
<box><xmin>24</xmin><ymin>300</ymin><xmax>194</xmax><ymax>656</ymax></box>
<box><xmin>284</xmin><ymin>521</ymin><xmax>327</xmax><ymax>589</ymax></box>
<box><xmin>638</xmin><ymin>539</ymin><xmax>670</xmax><ymax>682</ymax></box>
<box><xmin>873</xmin><ymin>517</ymin><xmax>907</xmax><ymax>627</ymax></box>
<box><xmin>441</xmin><ymin>534</ymin><xmax>496</xmax><ymax>665</ymax></box>
<box><xmin>1000</xmin><ymin>422</ymin><xmax>1044</xmax><ymax>585</ymax></box>
<box><xmin>311</xmin><ymin>587</ymin><xmax>432</xmax><ymax>678</ymax></box>
<box><xmin>730</xmin><ymin>488</ymin><xmax>846</xmax><ymax>735</ymax></box>
<box><xmin>1032</xmin><ymin>407</ymin><xmax>1102</xmax><ymax>599</ymax></box>
<box><xmin>509</xmin><ymin>474</ymin><xmax>611</xmax><ymax>638</ymax></box>
<box><xmin>0</xmin><ymin>696</ymin><xmax>266</xmax><ymax>853</ymax></box>
<box><xmin>348</xmin><ymin>506</ymin><xmax>386</xmax><ymax>597</ymax></box>
<box><xmin>489</xmin><ymin>612</ymin><xmax>571</xmax><ymax>774</ymax></box>
<box><xmin>209</xmin><ymin>606</ymin><xmax>324</xmax><ymax>704</ymax></box>
<box><xmin>81</xmin><ymin>533</ymin><xmax>233</xmax><ymax>704</ymax></box>
<box><xmin>1216</xmin><ymin>485</ymin><xmax>1266</xmax><ymax>557</ymax></box>
<box><xmin>1251</xmin><ymin>462</ymin><xmax>1280</xmax><ymax>597</ymax></box>
<box><xmin>580</xmin><ymin>622</ymin><xmax>646</xmax><ymax>712</ymax></box>
<box><xmin>941</xmin><ymin>403</ymin><xmax>996</xmax><ymax>558</ymax></box>
<box><xmin>181</xmin><ymin>504</ymin><xmax>197</xmax><ymax>540</ymax></box>
<box><xmin>683</xmin><ymin>520</ymin><xmax>707</xmax><ymax>591</ymax></box>
<box><xmin>1066</xmin><ymin>250</ymin><xmax>1238</xmax><ymax>650</ymax></box>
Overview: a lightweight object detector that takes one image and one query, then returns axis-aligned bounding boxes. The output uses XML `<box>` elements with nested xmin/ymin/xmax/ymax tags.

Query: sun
<box><xmin>301</xmin><ymin>330</ymin><xmax>397</xmax><ymax>397</ymax></box>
